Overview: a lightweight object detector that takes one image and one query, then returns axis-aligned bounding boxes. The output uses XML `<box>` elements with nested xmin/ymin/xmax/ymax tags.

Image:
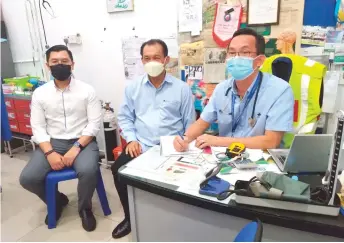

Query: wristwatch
<box><xmin>73</xmin><ymin>141</ymin><xmax>85</xmax><ymax>150</ymax></box>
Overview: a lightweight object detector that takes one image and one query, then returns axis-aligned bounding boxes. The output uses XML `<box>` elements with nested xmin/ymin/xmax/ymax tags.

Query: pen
<box><xmin>178</xmin><ymin>132</ymin><xmax>184</xmax><ymax>140</ymax></box>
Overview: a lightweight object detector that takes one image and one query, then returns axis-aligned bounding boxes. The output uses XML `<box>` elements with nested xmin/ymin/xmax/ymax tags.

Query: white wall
<box><xmin>2</xmin><ymin>0</ymin><xmax>178</xmax><ymax>114</ymax></box>
<box><xmin>2</xmin><ymin>0</ymin><xmax>344</xmax><ymax>159</ymax></box>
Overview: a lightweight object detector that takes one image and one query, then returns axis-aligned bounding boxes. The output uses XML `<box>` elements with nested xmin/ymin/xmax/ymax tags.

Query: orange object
<box><xmin>113</xmin><ymin>146</ymin><xmax>123</xmax><ymax>161</ymax></box>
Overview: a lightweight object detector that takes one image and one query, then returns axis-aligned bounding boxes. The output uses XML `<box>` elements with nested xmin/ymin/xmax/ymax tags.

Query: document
<box><xmin>247</xmin><ymin>0</ymin><xmax>280</xmax><ymax>25</ymax></box>
<box><xmin>322</xmin><ymin>71</ymin><xmax>340</xmax><ymax>113</ymax></box>
<box><xmin>178</xmin><ymin>0</ymin><xmax>203</xmax><ymax>33</ymax></box>
<box><xmin>122</xmin><ymin>35</ymin><xmax>179</xmax><ymax>81</ymax></box>
<box><xmin>125</xmin><ymin>146</ymin><xmax>169</xmax><ymax>172</ymax></box>
<box><xmin>185</xmin><ymin>65</ymin><xmax>203</xmax><ymax>80</ymax></box>
<box><xmin>203</xmin><ymin>48</ymin><xmax>227</xmax><ymax>83</ymax></box>
<box><xmin>160</xmin><ymin>136</ymin><xmax>202</xmax><ymax>157</ymax></box>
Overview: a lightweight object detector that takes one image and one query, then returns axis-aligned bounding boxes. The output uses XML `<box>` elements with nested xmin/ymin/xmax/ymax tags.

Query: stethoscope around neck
<box><xmin>219</xmin><ymin>71</ymin><xmax>263</xmax><ymax>124</ymax></box>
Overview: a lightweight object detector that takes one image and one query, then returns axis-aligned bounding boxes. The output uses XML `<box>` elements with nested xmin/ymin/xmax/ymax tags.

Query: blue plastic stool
<box><xmin>234</xmin><ymin>219</ymin><xmax>263</xmax><ymax>242</ymax></box>
<box><xmin>45</xmin><ymin>168</ymin><xmax>111</xmax><ymax>229</ymax></box>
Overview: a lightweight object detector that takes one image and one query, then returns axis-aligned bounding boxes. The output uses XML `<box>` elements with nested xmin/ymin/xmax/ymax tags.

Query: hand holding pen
<box><xmin>173</xmin><ymin>132</ymin><xmax>189</xmax><ymax>152</ymax></box>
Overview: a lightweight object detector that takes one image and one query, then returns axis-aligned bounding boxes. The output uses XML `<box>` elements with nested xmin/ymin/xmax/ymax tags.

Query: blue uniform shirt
<box><xmin>118</xmin><ymin>74</ymin><xmax>195</xmax><ymax>152</ymax></box>
<box><xmin>201</xmin><ymin>72</ymin><xmax>294</xmax><ymax>145</ymax></box>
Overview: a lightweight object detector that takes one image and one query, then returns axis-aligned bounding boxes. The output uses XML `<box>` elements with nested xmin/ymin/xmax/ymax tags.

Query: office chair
<box><xmin>234</xmin><ymin>219</ymin><xmax>263</xmax><ymax>242</ymax></box>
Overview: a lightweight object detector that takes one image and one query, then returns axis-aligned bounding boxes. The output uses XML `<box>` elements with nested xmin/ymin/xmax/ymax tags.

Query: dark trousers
<box><xmin>19</xmin><ymin>138</ymin><xmax>99</xmax><ymax>211</ymax></box>
<box><xmin>111</xmin><ymin>151</ymin><xmax>134</xmax><ymax>220</ymax></box>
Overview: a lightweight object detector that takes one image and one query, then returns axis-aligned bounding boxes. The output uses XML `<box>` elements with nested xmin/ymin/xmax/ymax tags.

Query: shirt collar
<box><xmin>54</xmin><ymin>77</ymin><xmax>74</xmax><ymax>91</ymax></box>
<box><xmin>231</xmin><ymin>72</ymin><xmax>260</xmax><ymax>96</ymax></box>
<box><xmin>143</xmin><ymin>72</ymin><xmax>172</xmax><ymax>86</ymax></box>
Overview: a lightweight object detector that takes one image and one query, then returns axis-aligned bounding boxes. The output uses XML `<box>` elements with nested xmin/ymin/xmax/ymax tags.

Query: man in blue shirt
<box><xmin>111</xmin><ymin>39</ymin><xmax>195</xmax><ymax>239</ymax></box>
<box><xmin>174</xmin><ymin>28</ymin><xmax>294</xmax><ymax>151</ymax></box>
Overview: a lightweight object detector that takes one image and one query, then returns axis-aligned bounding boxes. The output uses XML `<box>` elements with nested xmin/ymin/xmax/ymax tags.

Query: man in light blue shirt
<box><xmin>174</xmin><ymin>28</ymin><xmax>294</xmax><ymax>151</ymax></box>
<box><xmin>111</xmin><ymin>39</ymin><xmax>195</xmax><ymax>239</ymax></box>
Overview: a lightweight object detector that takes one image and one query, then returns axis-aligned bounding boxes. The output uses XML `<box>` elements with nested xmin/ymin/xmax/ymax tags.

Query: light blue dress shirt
<box><xmin>118</xmin><ymin>74</ymin><xmax>195</xmax><ymax>152</ymax></box>
<box><xmin>201</xmin><ymin>72</ymin><xmax>294</xmax><ymax>146</ymax></box>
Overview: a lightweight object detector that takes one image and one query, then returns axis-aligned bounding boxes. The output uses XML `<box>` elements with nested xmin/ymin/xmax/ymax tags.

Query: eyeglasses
<box><xmin>227</xmin><ymin>51</ymin><xmax>257</xmax><ymax>57</ymax></box>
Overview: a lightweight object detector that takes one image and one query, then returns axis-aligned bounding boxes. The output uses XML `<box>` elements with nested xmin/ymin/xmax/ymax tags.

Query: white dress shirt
<box><xmin>30</xmin><ymin>79</ymin><xmax>102</xmax><ymax>144</ymax></box>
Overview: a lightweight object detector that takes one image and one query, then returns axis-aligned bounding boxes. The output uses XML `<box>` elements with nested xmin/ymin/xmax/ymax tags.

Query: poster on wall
<box><xmin>122</xmin><ymin>37</ymin><xmax>145</xmax><ymax>81</ymax></box>
<box><xmin>185</xmin><ymin>65</ymin><xmax>203</xmax><ymax>80</ymax></box>
<box><xmin>247</xmin><ymin>0</ymin><xmax>281</xmax><ymax>26</ymax></box>
<box><xmin>122</xmin><ymin>36</ymin><xmax>179</xmax><ymax>81</ymax></box>
<box><xmin>203</xmin><ymin>47</ymin><xmax>227</xmax><ymax>83</ymax></box>
<box><xmin>301</xmin><ymin>26</ymin><xmax>333</xmax><ymax>47</ymax></box>
<box><xmin>180</xmin><ymin>41</ymin><xmax>205</xmax><ymax>66</ymax></box>
<box><xmin>107</xmin><ymin>0</ymin><xmax>134</xmax><ymax>13</ymax></box>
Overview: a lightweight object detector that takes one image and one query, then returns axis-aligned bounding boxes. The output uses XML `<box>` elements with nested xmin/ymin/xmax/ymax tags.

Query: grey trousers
<box><xmin>19</xmin><ymin>138</ymin><xmax>100</xmax><ymax>211</ymax></box>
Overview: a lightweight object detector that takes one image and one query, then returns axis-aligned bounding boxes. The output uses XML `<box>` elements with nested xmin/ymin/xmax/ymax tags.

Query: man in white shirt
<box><xmin>19</xmin><ymin>45</ymin><xmax>102</xmax><ymax>232</ymax></box>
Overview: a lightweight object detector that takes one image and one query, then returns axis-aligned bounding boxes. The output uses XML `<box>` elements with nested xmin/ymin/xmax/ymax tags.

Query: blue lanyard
<box><xmin>231</xmin><ymin>72</ymin><xmax>262</xmax><ymax>133</ymax></box>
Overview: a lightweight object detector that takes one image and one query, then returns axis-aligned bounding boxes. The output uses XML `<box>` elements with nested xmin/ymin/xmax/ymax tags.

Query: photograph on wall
<box><xmin>107</xmin><ymin>0</ymin><xmax>134</xmax><ymax>13</ymax></box>
<box><xmin>324</xmin><ymin>30</ymin><xmax>344</xmax><ymax>53</ymax></box>
<box><xmin>301</xmin><ymin>26</ymin><xmax>334</xmax><ymax>47</ymax></box>
<box><xmin>180</xmin><ymin>41</ymin><xmax>205</xmax><ymax>66</ymax></box>
<box><xmin>203</xmin><ymin>48</ymin><xmax>227</xmax><ymax>83</ymax></box>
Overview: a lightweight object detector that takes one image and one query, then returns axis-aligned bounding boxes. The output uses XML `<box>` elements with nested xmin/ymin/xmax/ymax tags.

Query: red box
<box><xmin>7</xmin><ymin>111</ymin><xmax>16</xmax><ymax>120</ymax></box>
<box><xmin>17</xmin><ymin>111</ymin><xmax>31</xmax><ymax>122</ymax></box>
<box><xmin>19</xmin><ymin>122</ymin><xmax>33</xmax><ymax>136</ymax></box>
<box><xmin>9</xmin><ymin>120</ymin><xmax>20</xmax><ymax>132</ymax></box>
<box><xmin>5</xmin><ymin>98</ymin><xmax>14</xmax><ymax>109</ymax></box>
<box><xmin>14</xmin><ymin>99</ymin><xmax>31</xmax><ymax>111</ymax></box>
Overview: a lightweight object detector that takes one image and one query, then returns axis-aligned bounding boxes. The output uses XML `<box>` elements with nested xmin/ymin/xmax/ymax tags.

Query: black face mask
<box><xmin>50</xmin><ymin>64</ymin><xmax>72</xmax><ymax>81</ymax></box>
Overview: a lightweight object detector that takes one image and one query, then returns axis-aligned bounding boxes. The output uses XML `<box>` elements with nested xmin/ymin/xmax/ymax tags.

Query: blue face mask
<box><xmin>226</xmin><ymin>56</ymin><xmax>256</xmax><ymax>81</ymax></box>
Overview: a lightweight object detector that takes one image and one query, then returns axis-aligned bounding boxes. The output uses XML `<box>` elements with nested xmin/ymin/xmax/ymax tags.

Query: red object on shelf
<box><xmin>18</xmin><ymin>122</ymin><xmax>33</xmax><ymax>136</ymax></box>
<box><xmin>17</xmin><ymin>111</ymin><xmax>31</xmax><ymax>122</ymax></box>
<box><xmin>5</xmin><ymin>98</ymin><xmax>15</xmax><ymax>109</ymax></box>
<box><xmin>5</xmin><ymin>97</ymin><xmax>32</xmax><ymax>135</ymax></box>
<box><xmin>9</xmin><ymin>120</ymin><xmax>20</xmax><ymax>132</ymax></box>
<box><xmin>7</xmin><ymin>110</ymin><xmax>16</xmax><ymax>120</ymax></box>
<box><xmin>14</xmin><ymin>99</ymin><xmax>31</xmax><ymax>111</ymax></box>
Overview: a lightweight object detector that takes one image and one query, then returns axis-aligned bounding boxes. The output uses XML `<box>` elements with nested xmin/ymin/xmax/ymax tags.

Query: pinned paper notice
<box><xmin>185</xmin><ymin>65</ymin><xmax>203</xmax><ymax>80</ymax></box>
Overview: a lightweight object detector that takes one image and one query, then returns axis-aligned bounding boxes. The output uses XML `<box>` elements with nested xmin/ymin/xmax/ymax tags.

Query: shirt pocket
<box><xmin>252</xmin><ymin>112</ymin><xmax>267</xmax><ymax>135</ymax></box>
<box><xmin>217</xmin><ymin>111</ymin><xmax>232</xmax><ymax>125</ymax></box>
<box><xmin>160</xmin><ymin>100</ymin><xmax>181</xmax><ymax>120</ymax></box>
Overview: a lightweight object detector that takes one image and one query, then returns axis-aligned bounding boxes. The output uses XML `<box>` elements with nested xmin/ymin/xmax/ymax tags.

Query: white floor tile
<box><xmin>1</xmin><ymin>153</ymin><xmax>129</xmax><ymax>242</ymax></box>
<box><xmin>18</xmin><ymin>215</ymin><xmax>116</xmax><ymax>242</ymax></box>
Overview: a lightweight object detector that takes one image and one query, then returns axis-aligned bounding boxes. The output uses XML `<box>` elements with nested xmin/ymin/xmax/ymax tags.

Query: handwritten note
<box><xmin>178</xmin><ymin>0</ymin><xmax>203</xmax><ymax>33</ymax></box>
<box><xmin>247</xmin><ymin>0</ymin><xmax>279</xmax><ymax>25</ymax></box>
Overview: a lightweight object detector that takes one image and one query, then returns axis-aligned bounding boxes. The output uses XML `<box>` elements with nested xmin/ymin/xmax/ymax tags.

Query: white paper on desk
<box><xmin>160</xmin><ymin>136</ymin><xmax>202</xmax><ymax>156</ymax></box>
<box><xmin>178</xmin><ymin>0</ymin><xmax>202</xmax><ymax>33</ymax></box>
<box><xmin>322</xmin><ymin>71</ymin><xmax>340</xmax><ymax>113</ymax></box>
<box><xmin>125</xmin><ymin>146</ymin><xmax>169</xmax><ymax>172</ymax></box>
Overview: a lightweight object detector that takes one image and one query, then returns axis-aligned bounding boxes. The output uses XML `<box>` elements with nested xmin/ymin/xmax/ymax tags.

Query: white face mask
<box><xmin>144</xmin><ymin>61</ymin><xmax>165</xmax><ymax>77</ymax></box>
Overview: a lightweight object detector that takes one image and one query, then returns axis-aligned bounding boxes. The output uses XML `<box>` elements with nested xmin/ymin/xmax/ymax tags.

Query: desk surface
<box><xmin>118</xmin><ymin>147</ymin><xmax>344</xmax><ymax>239</ymax></box>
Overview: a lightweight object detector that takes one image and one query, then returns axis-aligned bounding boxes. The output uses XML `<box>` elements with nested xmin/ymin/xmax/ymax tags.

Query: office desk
<box><xmin>119</xmin><ymin>149</ymin><xmax>344</xmax><ymax>242</ymax></box>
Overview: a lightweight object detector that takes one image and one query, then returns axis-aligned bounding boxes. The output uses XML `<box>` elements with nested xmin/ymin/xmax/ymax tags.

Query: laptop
<box><xmin>268</xmin><ymin>134</ymin><xmax>334</xmax><ymax>173</ymax></box>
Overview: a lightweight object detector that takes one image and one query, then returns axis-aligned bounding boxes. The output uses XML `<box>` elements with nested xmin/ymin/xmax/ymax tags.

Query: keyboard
<box><xmin>278</xmin><ymin>155</ymin><xmax>287</xmax><ymax>164</ymax></box>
